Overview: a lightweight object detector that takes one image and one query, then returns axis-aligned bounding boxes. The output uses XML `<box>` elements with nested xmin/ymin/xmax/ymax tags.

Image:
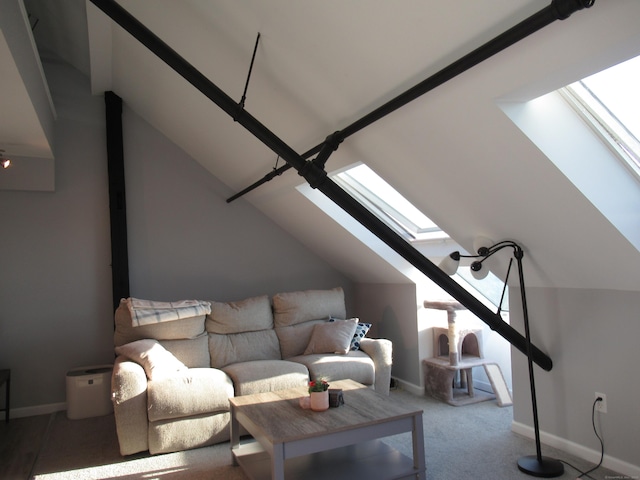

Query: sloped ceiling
<box><xmin>6</xmin><ymin>0</ymin><xmax>640</xmax><ymax>290</ymax></box>
<box><xmin>0</xmin><ymin>0</ymin><xmax>56</xmax><ymax>190</ymax></box>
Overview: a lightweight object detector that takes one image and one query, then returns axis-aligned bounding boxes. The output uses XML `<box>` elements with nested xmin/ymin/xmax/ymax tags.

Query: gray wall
<box><xmin>0</xmin><ymin>56</ymin><xmax>114</xmax><ymax>412</ymax></box>
<box><xmin>0</xmin><ymin>55</ymin><xmax>350</xmax><ymax>412</ymax></box>
<box><xmin>354</xmin><ymin>283</ymin><xmax>421</xmax><ymax>386</ymax></box>
<box><xmin>355</xmin><ymin>282</ymin><xmax>640</xmax><ymax>473</ymax></box>
<box><xmin>510</xmin><ymin>287</ymin><xmax>640</xmax><ymax>472</ymax></box>
<box><xmin>121</xmin><ymin>102</ymin><xmax>351</xmax><ymax>304</ymax></box>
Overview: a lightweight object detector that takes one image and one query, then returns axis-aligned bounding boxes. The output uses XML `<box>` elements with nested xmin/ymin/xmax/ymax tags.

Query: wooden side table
<box><xmin>0</xmin><ymin>369</ymin><xmax>10</xmax><ymax>423</ymax></box>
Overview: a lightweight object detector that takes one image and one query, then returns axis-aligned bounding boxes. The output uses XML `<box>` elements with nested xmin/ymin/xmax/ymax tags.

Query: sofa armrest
<box><xmin>358</xmin><ymin>338</ymin><xmax>392</xmax><ymax>395</ymax></box>
<box><xmin>112</xmin><ymin>356</ymin><xmax>149</xmax><ymax>455</ymax></box>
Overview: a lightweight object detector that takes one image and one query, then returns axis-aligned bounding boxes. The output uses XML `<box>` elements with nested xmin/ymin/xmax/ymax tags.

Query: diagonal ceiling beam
<box><xmin>90</xmin><ymin>0</ymin><xmax>595</xmax><ymax>371</ymax></box>
<box><xmin>227</xmin><ymin>0</ymin><xmax>596</xmax><ymax>202</ymax></box>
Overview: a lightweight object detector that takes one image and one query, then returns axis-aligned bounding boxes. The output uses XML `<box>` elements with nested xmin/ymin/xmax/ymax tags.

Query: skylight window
<box><xmin>560</xmin><ymin>54</ymin><xmax>640</xmax><ymax>180</ymax></box>
<box><xmin>331</xmin><ymin>163</ymin><xmax>443</xmax><ymax>242</ymax></box>
<box><xmin>299</xmin><ymin>163</ymin><xmax>504</xmax><ymax>308</ymax></box>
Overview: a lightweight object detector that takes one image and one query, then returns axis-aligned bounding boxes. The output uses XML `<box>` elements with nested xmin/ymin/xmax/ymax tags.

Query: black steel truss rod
<box><xmin>227</xmin><ymin>0</ymin><xmax>595</xmax><ymax>202</ymax></box>
<box><xmin>226</xmin><ymin>144</ymin><xmax>316</xmax><ymax>203</ymax></box>
<box><xmin>88</xmin><ymin>0</ymin><xmax>596</xmax><ymax>371</ymax></box>
<box><xmin>239</xmin><ymin>32</ymin><xmax>261</xmax><ymax>110</ymax></box>
<box><xmin>226</xmin><ymin>129</ymin><xmax>343</xmax><ymax>202</ymax></box>
<box><xmin>336</xmin><ymin>0</ymin><xmax>595</xmax><ymax>141</ymax></box>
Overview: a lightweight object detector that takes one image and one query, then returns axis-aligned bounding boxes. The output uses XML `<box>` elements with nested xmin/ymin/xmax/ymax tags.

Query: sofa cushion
<box><xmin>114</xmin><ymin>299</ymin><xmax>205</xmax><ymax>346</ymax></box>
<box><xmin>330</xmin><ymin>317</ymin><xmax>372</xmax><ymax>351</ymax></box>
<box><xmin>304</xmin><ymin>319</ymin><xmax>358</xmax><ymax>355</ymax></box>
<box><xmin>206</xmin><ymin>295</ymin><xmax>273</xmax><ymax>334</ymax></box>
<box><xmin>208</xmin><ymin>329</ymin><xmax>281</xmax><ymax>368</ymax></box>
<box><xmin>148</xmin><ymin>412</ymin><xmax>231</xmax><ymax>455</ymax></box>
<box><xmin>276</xmin><ymin>319</ymin><xmax>326</xmax><ymax>359</ymax></box>
<box><xmin>147</xmin><ymin>368</ymin><xmax>233</xmax><ymax>422</ymax></box>
<box><xmin>273</xmin><ymin>287</ymin><xmax>346</xmax><ymax>327</ymax></box>
<box><xmin>350</xmin><ymin>322</ymin><xmax>372</xmax><ymax>351</ymax></box>
<box><xmin>222</xmin><ymin>360</ymin><xmax>309</xmax><ymax>396</ymax></box>
<box><xmin>289</xmin><ymin>351</ymin><xmax>376</xmax><ymax>387</ymax></box>
<box><xmin>159</xmin><ymin>333</ymin><xmax>209</xmax><ymax>368</ymax></box>
<box><xmin>115</xmin><ymin>339</ymin><xmax>187</xmax><ymax>380</ymax></box>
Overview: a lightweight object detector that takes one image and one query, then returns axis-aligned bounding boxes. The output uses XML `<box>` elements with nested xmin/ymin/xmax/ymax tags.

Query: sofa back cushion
<box><xmin>272</xmin><ymin>287</ymin><xmax>346</xmax><ymax>327</ymax></box>
<box><xmin>206</xmin><ymin>295</ymin><xmax>273</xmax><ymax>334</ymax></box>
<box><xmin>208</xmin><ymin>330</ymin><xmax>281</xmax><ymax>368</ymax></box>
<box><xmin>206</xmin><ymin>294</ymin><xmax>280</xmax><ymax>368</ymax></box>
<box><xmin>113</xmin><ymin>299</ymin><xmax>206</xmax><ymax>347</ymax></box>
<box><xmin>159</xmin><ymin>334</ymin><xmax>210</xmax><ymax>368</ymax></box>
<box><xmin>273</xmin><ymin>288</ymin><xmax>347</xmax><ymax>359</ymax></box>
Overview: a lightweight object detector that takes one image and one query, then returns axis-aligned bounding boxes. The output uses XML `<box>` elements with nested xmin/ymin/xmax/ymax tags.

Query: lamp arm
<box><xmin>480</xmin><ymin>240</ymin><xmax>520</xmax><ymax>257</ymax></box>
<box><xmin>471</xmin><ymin>241</ymin><xmax>522</xmax><ymax>275</ymax></box>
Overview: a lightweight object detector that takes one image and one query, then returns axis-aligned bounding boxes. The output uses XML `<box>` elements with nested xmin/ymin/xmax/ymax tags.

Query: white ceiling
<box><xmin>3</xmin><ymin>0</ymin><xmax>640</xmax><ymax>290</ymax></box>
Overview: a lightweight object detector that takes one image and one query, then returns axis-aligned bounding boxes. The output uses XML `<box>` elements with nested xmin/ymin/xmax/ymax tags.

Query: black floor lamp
<box><xmin>439</xmin><ymin>239</ymin><xmax>564</xmax><ymax>478</ymax></box>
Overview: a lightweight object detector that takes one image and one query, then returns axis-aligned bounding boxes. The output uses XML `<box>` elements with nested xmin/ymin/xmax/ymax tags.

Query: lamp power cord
<box><xmin>562</xmin><ymin>396</ymin><xmax>605</xmax><ymax>479</ymax></box>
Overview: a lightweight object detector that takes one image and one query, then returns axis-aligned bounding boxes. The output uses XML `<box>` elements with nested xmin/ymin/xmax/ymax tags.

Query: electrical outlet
<box><xmin>595</xmin><ymin>392</ymin><xmax>607</xmax><ymax>413</ymax></box>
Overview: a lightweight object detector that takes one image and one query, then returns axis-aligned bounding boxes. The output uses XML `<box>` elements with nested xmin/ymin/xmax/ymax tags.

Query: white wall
<box><xmin>510</xmin><ymin>287</ymin><xmax>640</xmax><ymax>476</ymax></box>
<box><xmin>0</xmin><ymin>54</ymin><xmax>351</xmax><ymax>413</ymax></box>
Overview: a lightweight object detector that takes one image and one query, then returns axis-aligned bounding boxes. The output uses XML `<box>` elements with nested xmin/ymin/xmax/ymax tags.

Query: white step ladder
<box><xmin>483</xmin><ymin>363</ymin><xmax>512</xmax><ymax>407</ymax></box>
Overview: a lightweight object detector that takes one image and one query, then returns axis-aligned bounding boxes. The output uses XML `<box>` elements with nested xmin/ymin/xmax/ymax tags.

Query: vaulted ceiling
<box><xmin>3</xmin><ymin>0</ymin><xmax>640</xmax><ymax>290</ymax></box>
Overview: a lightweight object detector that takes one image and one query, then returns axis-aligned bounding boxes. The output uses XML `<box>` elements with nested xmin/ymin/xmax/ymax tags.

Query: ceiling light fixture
<box><xmin>440</xmin><ymin>238</ymin><xmax>564</xmax><ymax>477</ymax></box>
<box><xmin>0</xmin><ymin>150</ymin><xmax>12</xmax><ymax>169</ymax></box>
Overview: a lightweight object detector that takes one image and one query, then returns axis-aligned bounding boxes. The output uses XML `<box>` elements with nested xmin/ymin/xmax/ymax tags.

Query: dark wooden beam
<box><xmin>105</xmin><ymin>91</ymin><xmax>130</xmax><ymax>311</ymax></box>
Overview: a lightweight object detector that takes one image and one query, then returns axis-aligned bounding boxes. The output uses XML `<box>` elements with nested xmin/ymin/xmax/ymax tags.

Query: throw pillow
<box><xmin>330</xmin><ymin>317</ymin><xmax>372</xmax><ymax>351</ymax></box>
<box><xmin>115</xmin><ymin>339</ymin><xmax>187</xmax><ymax>380</ymax></box>
<box><xmin>351</xmin><ymin>322</ymin><xmax>372</xmax><ymax>351</ymax></box>
<box><xmin>304</xmin><ymin>319</ymin><xmax>358</xmax><ymax>355</ymax></box>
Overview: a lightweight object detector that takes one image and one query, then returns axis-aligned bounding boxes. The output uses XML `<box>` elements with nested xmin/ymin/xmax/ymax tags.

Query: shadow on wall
<box><xmin>379</xmin><ymin>306</ymin><xmax>420</xmax><ymax>387</ymax></box>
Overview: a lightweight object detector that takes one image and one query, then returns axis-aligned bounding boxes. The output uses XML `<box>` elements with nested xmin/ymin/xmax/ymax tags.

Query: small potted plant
<box><xmin>308</xmin><ymin>378</ymin><xmax>330</xmax><ymax>411</ymax></box>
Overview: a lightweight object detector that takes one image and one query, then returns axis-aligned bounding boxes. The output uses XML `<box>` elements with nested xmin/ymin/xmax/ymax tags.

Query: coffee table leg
<box><xmin>272</xmin><ymin>442</ymin><xmax>285</xmax><ymax>480</ymax></box>
<box><xmin>413</xmin><ymin>412</ymin><xmax>426</xmax><ymax>479</ymax></box>
<box><xmin>230</xmin><ymin>404</ymin><xmax>239</xmax><ymax>466</ymax></box>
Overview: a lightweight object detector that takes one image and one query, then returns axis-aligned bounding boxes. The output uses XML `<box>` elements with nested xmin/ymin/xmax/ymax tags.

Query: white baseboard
<box><xmin>392</xmin><ymin>377</ymin><xmax>424</xmax><ymax>396</ymax></box>
<box><xmin>512</xmin><ymin>421</ymin><xmax>640</xmax><ymax>478</ymax></box>
<box><xmin>10</xmin><ymin>402</ymin><xmax>66</xmax><ymax>419</ymax></box>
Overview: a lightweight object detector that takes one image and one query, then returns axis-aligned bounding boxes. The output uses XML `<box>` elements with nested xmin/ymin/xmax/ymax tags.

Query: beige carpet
<box><xmin>34</xmin><ymin>444</ymin><xmax>247</xmax><ymax>480</ymax></box>
<box><xmin>25</xmin><ymin>387</ymin><xmax>621</xmax><ymax>480</ymax></box>
<box><xmin>30</xmin><ymin>412</ymin><xmax>247</xmax><ymax>480</ymax></box>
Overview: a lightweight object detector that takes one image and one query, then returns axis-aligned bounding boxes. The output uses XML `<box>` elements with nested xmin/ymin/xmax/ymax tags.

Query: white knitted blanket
<box><xmin>124</xmin><ymin>297</ymin><xmax>211</xmax><ymax>327</ymax></box>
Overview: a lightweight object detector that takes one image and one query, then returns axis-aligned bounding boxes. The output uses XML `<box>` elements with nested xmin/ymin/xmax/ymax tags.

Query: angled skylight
<box><xmin>331</xmin><ymin>163</ymin><xmax>443</xmax><ymax>242</ymax></box>
<box><xmin>560</xmin><ymin>54</ymin><xmax>640</xmax><ymax>180</ymax></box>
<box><xmin>298</xmin><ymin>163</ymin><xmax>505</xmax><ymax>309</ymax></box>
<box><xmin>498</xmin><ymin>52</ymin><xmax>640</xmax><ymax>252</ymax></box>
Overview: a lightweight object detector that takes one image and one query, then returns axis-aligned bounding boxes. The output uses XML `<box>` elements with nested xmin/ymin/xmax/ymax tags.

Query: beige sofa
<box><xmin>111</xmin><ymin>287</ymin><xmax>393</xmax><ymax>455</ymax></box>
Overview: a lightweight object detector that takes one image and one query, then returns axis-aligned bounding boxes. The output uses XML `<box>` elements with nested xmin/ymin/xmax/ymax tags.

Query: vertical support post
<box><xmin>105</xmin><ymin>91</ymin><xmax>130</xmax><ymax>311</ymax></box>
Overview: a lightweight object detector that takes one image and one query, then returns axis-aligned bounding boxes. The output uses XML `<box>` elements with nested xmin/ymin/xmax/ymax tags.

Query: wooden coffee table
<box><xmin>230</xmin><ymin>379</ymin><xmax>425</xmax><ymax>480</ymax></box>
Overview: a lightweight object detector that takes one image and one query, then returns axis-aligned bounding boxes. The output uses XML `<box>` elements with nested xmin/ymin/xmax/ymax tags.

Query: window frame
<box><xmin>559</xmin><ymin>81</ymin><xmax>640</xmax><ymax>183</ymax></box>
<box><xmin>331</xmin><ymin>163</ymin><xmax>443</xmax><ymax>243</ymax></box>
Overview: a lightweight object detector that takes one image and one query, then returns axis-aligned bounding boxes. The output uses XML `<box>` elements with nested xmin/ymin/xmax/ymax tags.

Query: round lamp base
<box><xmin>517</xmin><ymin>455</ymin><xmax>564</xmax><ymax>478</ymax></box>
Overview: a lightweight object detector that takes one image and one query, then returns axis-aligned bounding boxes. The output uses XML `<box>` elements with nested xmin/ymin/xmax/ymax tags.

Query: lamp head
<box><xmin>438</xmin><ymin>251</ymin><xmax>461</xmax><ymax>276</ymax></box>
<box><xmin>470</xmin><ymin>260</ymin><xmax>490</xmax><ymax>279</ymax></box>
<box><xmin>473</xmin><ymin>236</ymin><xmax>494</xmax><ymax>256</ymax></box>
